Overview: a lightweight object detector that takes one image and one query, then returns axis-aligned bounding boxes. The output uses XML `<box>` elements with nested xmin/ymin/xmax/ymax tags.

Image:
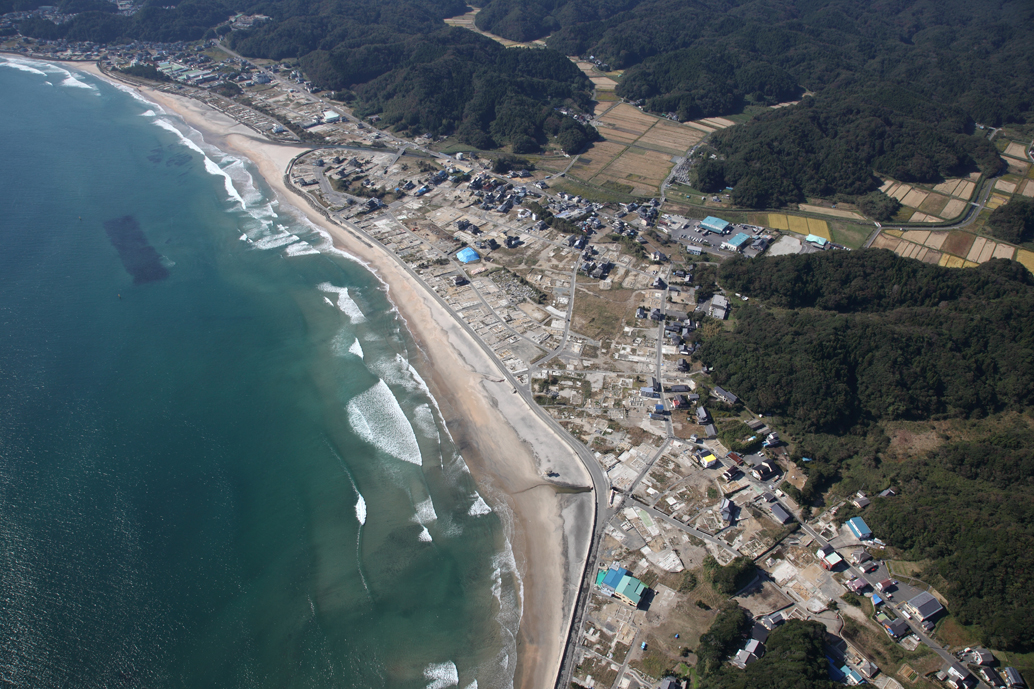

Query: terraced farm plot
<box><xmin>590</xmin><ymin>75</ymin><xmax>618</xmax><ymax>89</ymax></box>
<box><xmin>932</xmin><ymin>179</ymin><xmax>963</xmax><ymax>196</ymax></box>
<box><xmin>986</xmin><ymin>193</ymin><xmax>1011</xmax><ymax>210</ymax></box>
<box><xmin>939</xmin><ymin>254</ymin><xmax>969</xmax><ymax>268</ymax></box>
<box><xmin>698</xmin><ymin>117</ymin><xmax>736</xmax><ymax>128</ymax></box>
<box><xmin>570</xmin><ymin>141</ymin><xmax>629</xmax><ymax>180</ymax></box>
<box><xmin>967</xmin><ymin>237</ymin><xmax>994</xmax><ymax>263</ymax></box>
<box><xmin>871</xmin><ymin>234</ymin><xmax>901</xmax><ymax>251</ymax></box>
<box><xmin>923</xmin><ymin>232</ymin><xmax>948</xmax><ymax>250</ymax></box>
<box><xmin>903</xmin><ymin>230</ymin><xmax>930</xmax><ymax>245</ymax></box>
<box><xmin>767</xmin><ymin>214</ymin><xmax>790</xmax><ymax>230</ymax></box>
<box><xmin>787</xmin><ymin>215</ymin><xmax>810</xmax><ymax>234</ymax></box>
<box><xmin>954</xmin><ymin>180</ymin><xmax>977</xmax><ymax>199</ymax></box>
<box><xmin>599</xmin><ymin>104</ymin><xmax>658</xmax><ymax>135</ymax></box>
<box><xmin>596</xmin><ymin>122</ymin><xmax>643</xmax><ymax>143</ymax></box>
<box><xmin>995</xmin><ymin>179</ymin><xmax>1018</xmax><ymax>194</ymax></box>
<box><xmin>942</xmin><ymin>231</ymin><xmax>975</xmax><ymax>257</ymax></box>
<box><xmin>1006</xmin><ymin>158</ymin><xmax>1030</xmax><ymax>176</ymax></box>
<box><xmin>941</xmin><ymin>198</ymin><xmax>968</xmax><ymax>219</ymax></box>
<box><xmin>1021</xmin><ymin>180</ymin><xmax>1034</xmax><ymax>198</ymax></box>
<box><xmin>1017</xmin><ymin>249</ymin><xmax>1034</xmax><ymax>273</ymax></box>
<box><xmin>901</xmin><ymin>188</ymin><xmax>929</xmax><ymax>208</ymax></box>
<box><xmin>806</xmin><ymin>218</ymin><xmax>830</xmax><ymax>239</ymax></box>
<box><xmin>918</xmin><ymin>193</ymin><xmax>949</xmax><ymax>217</ymax></box>
<box><xmin>797</xmin><ymin>204</ymin><xmax>866</xmax><ymax>221</ymax></box>
<box><xmin>683</xmin><ymin>121</ymin><xmax>715</xmax><ymax>134</ymax></box>
<box><xmin>909</xmin><ymin>212</ymin><xmax>941</xmax><ymax>223</ymax></box>
<box><xmin>993</xmin><ymin>244</ymin><xmax>1016</xmax><ymax>260</ymax></box>
<box><xmin>594</xmin><ymin>101</ymin><xmax>617</xmax><ymax>117</ymax></box>
<box><xmin>889</xmin><ymin>184</ymin><xmax>912</xmax><ymax>201</ymax></box>
<box><xmin>635</xmin><ymin>121</ymin><xmax>704</xmax><ymax>154</ymax></box>
<box><xmin>1004</xmin><ymin>142</ymin><xmax>1029</xmax><ymax>159</ymax></box>
<box><xmin>597</xmin><ymin>147</ymin><xmax>673</xmax><ymax>192</ymax></box>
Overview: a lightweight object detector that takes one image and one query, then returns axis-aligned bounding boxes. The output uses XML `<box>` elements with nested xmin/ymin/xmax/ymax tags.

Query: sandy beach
<box><xmin>71</xmin><ymin>62</ymin><xmax>595</xmax><ymax>689</ymax></box>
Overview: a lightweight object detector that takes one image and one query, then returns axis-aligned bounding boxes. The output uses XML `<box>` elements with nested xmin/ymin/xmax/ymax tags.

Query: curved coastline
<box><xmin>68</xmin><ymin>61</ymin><xmax>595</xmax><ymax>689</ymax></box>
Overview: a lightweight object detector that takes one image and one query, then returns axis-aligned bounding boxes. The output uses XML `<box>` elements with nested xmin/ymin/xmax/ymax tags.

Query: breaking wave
<box><xmin>346</xmin><ymin>380</ymin><xmax>422</xmax><ymax>465</ymax></box>
<box><xmin>424</xmin><ymin>662</ymin><xmax>459</xmax><ymax>689</ymax></box>
<box><xmin>318</xmin><ymin>283</ymin><xmax>366</xmax><ymax>322</ymax></box>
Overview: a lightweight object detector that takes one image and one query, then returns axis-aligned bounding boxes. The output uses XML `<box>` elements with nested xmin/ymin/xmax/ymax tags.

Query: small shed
<box><xmin>456</xmin><ymin>247</ymin><xmax>481</xmax><ymax>263</ymax></box>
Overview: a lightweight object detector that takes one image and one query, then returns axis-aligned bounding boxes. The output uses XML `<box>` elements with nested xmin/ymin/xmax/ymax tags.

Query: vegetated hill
<box><xmin>17</xmin><ymin>0</ymin><xmax>599</xmax><ymax>152</ymax></box>
<box><xmin>475</xmin><ymin>0</ymin><xmax>1031</xmax><ymax>204</ymax></box>
<box><xmin>700</xmin><ymin>620</ymin><xmax>836</xmax><ymax>689</ymax></box>
<box><xmin>697</xmin><ymin>249</ymin><xmax>1034</xmax><ymax>651</ymax></box>
<box><xmin>988</xmin><ymin>197</ymin><xmax>1034</xmax><ymax>245</ymax></box>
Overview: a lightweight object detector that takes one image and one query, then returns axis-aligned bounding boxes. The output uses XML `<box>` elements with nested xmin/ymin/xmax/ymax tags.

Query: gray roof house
<box><xmin>905</xmin><ymin>592</ymin><xmax>944</xmax><ymax>622</ymax></box>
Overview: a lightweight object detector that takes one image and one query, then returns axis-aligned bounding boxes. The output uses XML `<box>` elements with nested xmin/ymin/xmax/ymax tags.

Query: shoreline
<box><xmin>68</xmin><ymin>61</ymin><xmax>594</xmax><ymax>689</ymax></box>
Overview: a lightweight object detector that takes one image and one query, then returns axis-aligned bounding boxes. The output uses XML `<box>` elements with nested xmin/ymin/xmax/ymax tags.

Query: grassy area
<box><xmin>841</xmin><ymin>615</ymin><xmax>933</xmax><ymax>675</ymax></box>
<box><xmin>596</xmin><ymin>91</ymin><xmax>620</xmax><ymax>102</ymax></box>
<box><xmin>571</xmin><ymin>283</ymin><xmax>636</xmax><ymax>341</ymax></box>
<box><xmin>934</xmin><ymin>615</ymin><xmax>981</xmax><ymax>649</ymax></box>
<box><xmin>829</xmin><ymin>221</ymin><xmax>874</xmax><ymax>248</ymax></box>
<box><xmin>553</xmin><ymin>177</ymin><xmax>647</xmax><ymax>204</ymax></box>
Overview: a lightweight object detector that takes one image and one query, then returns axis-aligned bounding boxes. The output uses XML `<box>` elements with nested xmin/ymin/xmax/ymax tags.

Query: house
<box><xmin>761</xmin><ymin>611</ymin><xmax>785</xmax><ymax>630</ymax></box>
<box><xmin>744</xmin><ymin>639</ymin><xmax>764</xmax><ymax>657</ymax></box>
<box><xmin>943</xmin><ymin>662</ymin><xmax>975</xmax><ymax>689</ymax></box>
<box><xmin>884</xmin><ymin>618</ymin><xmax>910</xmax><ymax>639</ymax></box>
<box><xmin>846</xmin><ymin>577</ymin><xmax>868</xmax><ymax>593</ymax></box>
<box><xmin>709</xmin><ymin>294</ymin><xmax>729</xmax><ymax>320</ymax></box>
<box><xmin>971</xmin><ymin>649</ymin><xmax>995</xmax><ymax>666</ymax></box>
<box><xmin>713</xmin><ymin>386</ymin><xmax>738</xmax><ymax>404</ymax></box>
<box><xmin>846</xmin><ymin>516</ymin><xmax>873</xmax><ymax>540</ymax></box>
<box><xmin>732</xmin><ymin>649</ymin><xmax>757</xmax><ymax>668</ymax></box>
<box><xmin>750</xmin><ymin>622</ymin><xmax>770</xmax><ymax>643</ymax></box>
<box><xmin>752</xmin><ymin>461</ymin><xmax>778</xmax><ymax>481</ymax></box>
<box><xmin>857</xmin><ymin>660</ymin><xmax>879</xmax><ymax>679</ymax></box>
<box><xmin>718</xmin><ymin>498</ymin><xmax>734</xmax><ymax>523</ymax></box>
<box><xmin>904</xmin><ymin>592</ymin><xmax>944</xmax><ymax>622</ymax></box>
<box><xmin>614</xmin><ymin>572</ymin><xmax>647</xmax><ymax>607</ymax></box>
<box><xmin>700</xmin><ymin>216</ymin><xmax>730</xmax><ymax>234</ymax></box>
<box><xmin>851</xmin><ymin>549</ymin><xmax>871</xmax><ymax>564</ymax></box>
<box><xmin>875</xmin><ymin>579</ymin><xmax>894</xmax><ymax>593</ymax></box>
<box><xmin>853</xmin><ymin>493</ymin><xmax>871</xmax><ymax>509</ymax></box>
<box><xmin>699</xmin><ymin>454</ymin><xmax>718</xmax><ymax>469</ymax></box>
<box><xmin>721</xmin><ymin>232</ymin><xmax>751</xmax><ymax>252</ymax></box>
<box><xmin>1003</xmin><ymin>667</ymin><xmax>1025</xmax><ymax>688</ymax></box>
<box><xmin>769</xmin><ymin>503</ymin><xmax>793</xmax><ymax>525</ymax></box>
<box><xmin>658</xmin><ymin>678</ymin><xmax>683</xmax><ymax>689</ymax></box>
<box><xmin>597</xmin><ymin>565</ymin><xmax>647</xmax><ymax>607</ymax></box>
<box><xmin>696</xmin><ymin>406</ymin><xmax>710</xmax><ymax>423</ymax></box>
<box><xmin>817</xmin><ymin>548</ymin><xmax>843</xmax><ymax>570</ymax></box>
<box><xmin>841</xmin><ymin>666</ymin><xmax>865</xmax><ymax>685</ymax></box>
<box><xmin>703</xmin><ymin>424</ymin><xmax>717</xmax><ymax>438</ymax></box>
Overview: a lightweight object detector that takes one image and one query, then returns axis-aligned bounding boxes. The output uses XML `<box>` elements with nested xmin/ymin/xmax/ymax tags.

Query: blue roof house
<box><xmin>456</xmin><ymin>247</ymin><xmax>481</xmax><ymax>263</ymax></box>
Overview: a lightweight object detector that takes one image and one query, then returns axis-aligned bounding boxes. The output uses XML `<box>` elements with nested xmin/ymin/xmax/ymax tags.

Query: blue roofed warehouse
<box><xmin>847</xmin><ymin>516</ymin><xmax>873</xmax><ymax>540</ymax></box>
<box><xmin>701</xmin><ymin>216</ymin><xmax>730</xmax><ymax>234</ymax></box>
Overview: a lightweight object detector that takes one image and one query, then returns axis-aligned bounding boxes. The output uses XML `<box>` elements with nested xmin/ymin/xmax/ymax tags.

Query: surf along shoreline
<box><xmin>68</xmin><ymin>59</ymin><xmax>595</xmax><ymax>689</ymax></box>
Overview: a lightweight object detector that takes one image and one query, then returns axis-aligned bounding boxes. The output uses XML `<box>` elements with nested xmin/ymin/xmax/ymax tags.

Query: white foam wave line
<box><xmin>468</xmin><ymin>494</ymin><xmax>493</xmax><ymax>517</ymax></box>
<box><xmin>413</xmin><ymin>497</ymin><xmax>438</xmax><ymax>524</ymax></box>
<box><xmin>239</xmin><ymin>233</ymin><xmax>249</xmax><ymax>241</ymax></box>
<box><xmin>424</xmin><ymin>662</ymin><xmax>459</xmax><ymax>689</ymax></box>
<box><xmin>321</xmin><ymin>438</ymin><xmax>372</xmax><ymax>595</ymax></box>
<box><xmin>355</xmin><ymin>493</ymin><xmax>367</xmax><ymax>526</ymax></box>
<box><xmin>152</xmin><ymin>118</ymin><xmax>246</xmax><ymax>208</ymax></box>
<box><xmin>323</xmin><ymin>296</ymin><xmax>334</xmax><ymax>307</ymax></box>
<box><xmin>317</xmin><ymin>283</ymin><xmax>366</xmax><ymax>322</ymax></box>
<box><xmin>346</xmin><ymin>380</ymin><xmax>422</xmax><ymax>465</ymax></box>
<box><xmin>252</xmin><ymin>233</ymin><xmax>299</xmax><ymax>250</ymax></box>
<box><xmin>0</xmin><ymin>58</ymin><xmax>48</xmax><ymax>76</ymax></box>
<box><xmin>349</xmin><ymin>338</ymin><xmax>364</xmax><ymax>359</ymax></box>
<box><xmin>418</xmin><ymin>525</ymin><xmax>433</xmax><ymax>542</ymax></box>
<box><xmin>284</xmin><ymin>242</ymin><xmax>320</xmax><ymax>257</ymax></box>
<box><xmin>140</xmin><ymin>109</ymin><xmax>157</xmax><ymax>117</ymax></box>
<box><xmin>105</xmin><ymin>77</ymin><xmax>166</xmax><ymax>112</ymax></box>
<box><xmin>60</xmin><ymin>72</ymin><xmax>96</xmax><ymax>90</ymax></box>
<box><xmin>413</xmin><ymin>404</ymin><xmax>439</xmax><ymax>442</ymax></box>
<box><xmin>464</xmin><ymin>682</ymin><xmax>478</xmax><ymax>689</ymax></box>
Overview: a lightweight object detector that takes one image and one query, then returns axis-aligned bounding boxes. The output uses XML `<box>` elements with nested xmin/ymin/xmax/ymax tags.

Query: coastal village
<box><xmin>3</xmin><ymin>24</ymin><xmax>1033</xmax><ymax>689</ymax></box>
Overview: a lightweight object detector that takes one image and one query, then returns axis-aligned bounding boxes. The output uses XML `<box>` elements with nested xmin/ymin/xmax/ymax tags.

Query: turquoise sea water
<box><xmin>0</xmin><ymin>56</ymin><xmax>519</xmax><ymax>689</ymax></box>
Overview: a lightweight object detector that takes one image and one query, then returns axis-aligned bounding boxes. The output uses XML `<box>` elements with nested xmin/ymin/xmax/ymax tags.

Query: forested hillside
<box><xmin>698</xmin><ymin>250</ymin><xmax>1034</xmax><ymax>651</ymax></box>
<box><xmin>16</xmin><ymin>0</ymin><xmax>598</xmax><ymax>151</ymax></box>
<box><xmin>473</xmin><ymin>0</ymin><xmax>1030</xmax><ymax>203</ymax></box>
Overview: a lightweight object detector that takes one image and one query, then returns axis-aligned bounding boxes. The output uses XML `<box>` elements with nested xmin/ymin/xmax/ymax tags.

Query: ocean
<box><xmin>0</xmin><ymin>56</ymin><xmax>519</xmax><ymax>689</ymax></box>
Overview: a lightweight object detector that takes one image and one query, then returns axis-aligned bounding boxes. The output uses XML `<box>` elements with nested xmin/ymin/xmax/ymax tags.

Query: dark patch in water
<box><xmin>103</xmin><ymin>215</ymin><xmax>170</xmax><ymax>284</ymax></box>
<box><xmin>146</xmin><ymin>147</ymin><xmax>163</xmax><ymax>164</ymax></box>
<box><xmin>166</xmin><ymin>152</ymin><xmax>191</xmax><ymax>167</ymax></box>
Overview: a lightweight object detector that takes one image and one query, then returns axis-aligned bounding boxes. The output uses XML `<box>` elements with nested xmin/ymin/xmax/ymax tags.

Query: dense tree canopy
<box><xmin>699</xmin><ymin>252</ymin><xmax>1034</xmax><ymax>433</ymax></box>
<box><xmin>988</xmin><ymin>198</ymin><xmax>1034</xmax><ymax>245</ymax></box>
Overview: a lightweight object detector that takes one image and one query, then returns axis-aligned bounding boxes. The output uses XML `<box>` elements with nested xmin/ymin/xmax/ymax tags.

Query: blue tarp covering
<box><xmin>456</xmin><ymin>247</ymin><xmax>480</xmax><ymax>263</ymax></box>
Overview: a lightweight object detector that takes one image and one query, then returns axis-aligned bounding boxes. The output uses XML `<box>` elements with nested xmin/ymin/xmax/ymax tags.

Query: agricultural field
<box><xmin>875</xmin><ymin>227</ymin><xmax>1026</xmax><ymax>272</ymax></box>
<box><xmin>635</xmin><ymin>121</ymin><xmax>704</xmax><ymax>155</ymax></box>
<box><xmin>1004</xmin><ymin>141</ymin><xmax>1029</xmax><ymax>159</ymax></box>
<box><xmin>765</xmin><ymin>214</ymin><xmax>831</xmax><ymax>240</ymax></box>
<box><xmin>796</xmin><ymin>204</ymin><xmax>866</xmax><ymax>221</ymax></box>
<box><xmin>570</xmin><ymin>141</ymin><xmax>630</xmax><ymax>180</ymax></box>
<box><xmin>596</xmin><ymin>147</ymin><xmax>673</xmax><ymax>196</ymax></box>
